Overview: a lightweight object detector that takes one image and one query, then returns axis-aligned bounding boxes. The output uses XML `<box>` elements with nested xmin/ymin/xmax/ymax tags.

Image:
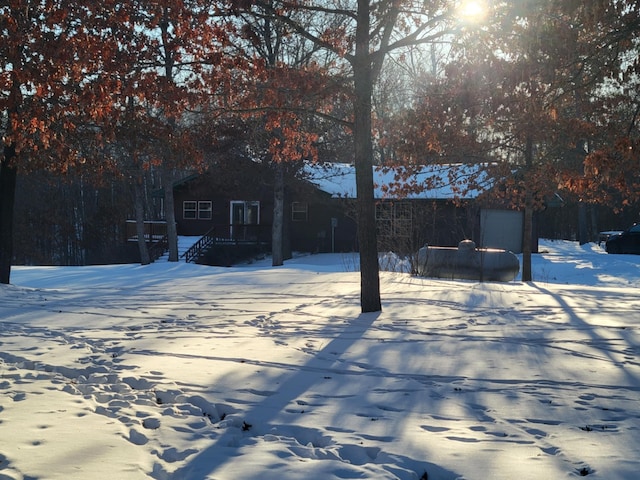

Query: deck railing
<box><xmin>125</xmin><ymin>220</ymin><xmax>168</xmax><ymax>242</ymax></box>
<box><xmin>125</xmin><ymin>221</ymin><xmax>271</xmax><ymax>264</ymax></box>
<box><xmin>182</xmin><ymin>227</ymin><xmax>217</xmax><ymax>263</ymax></box>
<box><xmin>182</xmin><ymin>224</ymin><xmax>271</xmax><ymax>263</ymax></box>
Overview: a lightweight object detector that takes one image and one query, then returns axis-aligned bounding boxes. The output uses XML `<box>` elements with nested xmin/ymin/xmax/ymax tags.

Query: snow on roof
<box><xmin>303</xmin><ymin>162</ymin><xmax>488</xmax><ymax>200</ymax></box>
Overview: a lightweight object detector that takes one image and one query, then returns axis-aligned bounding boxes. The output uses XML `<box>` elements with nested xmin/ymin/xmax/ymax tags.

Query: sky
<box><xmin>1</xmin><ymin>239</ymin><xmax>639</xmax><ymax>480</ymax></box>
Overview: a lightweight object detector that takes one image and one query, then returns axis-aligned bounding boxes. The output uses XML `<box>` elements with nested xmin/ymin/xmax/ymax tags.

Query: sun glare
<box><xmin>458</xmin><ymin>0</ymin><xmax>487</xmax><ymax>23</ymax></box>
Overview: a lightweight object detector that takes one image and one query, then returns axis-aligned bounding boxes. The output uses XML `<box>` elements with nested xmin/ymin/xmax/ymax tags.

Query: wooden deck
<box><xmin>125</xmin><ymin>221</ymin><xmax>270</xmax><ymax>265</ymax></box>
<box><xmin>125</xmin><ymin>220</ymin><xmax>168</xmax><ymax>242</ymax></box>
<box><xmin>181</xmin><ymin>226</ymin><xmax>271</xmax><ymax>264</ymax></box>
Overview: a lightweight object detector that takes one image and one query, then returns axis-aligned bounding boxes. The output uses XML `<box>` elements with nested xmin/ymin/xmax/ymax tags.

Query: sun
<box><xmin>458</xmin><ymin>0</ymin><xmax>488</xmax><ymax>23</ymax></box>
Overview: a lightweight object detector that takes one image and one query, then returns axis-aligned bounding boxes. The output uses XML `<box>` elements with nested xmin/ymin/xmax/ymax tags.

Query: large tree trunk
<box><xmin>353</xmin><ymin>0</ymin><xmax>381</xmax><ymax>313</ymax></box>
<box><xmin>159</xmin><ymin>16</ymin><xmax>179</xmax><ymax>263</ymax></box>
<box><xmin>0</xmin><ymin>151</ymin><xmax>17</xmax><ymax>284</ymax></box>
<box><xmin>272</xmin><ymin>162</ymin><xmax>285</xmax><ymax>267</ymax></box>
<box><xmin>134</xmin><ymin>174</ymin><xmax>151</xmax><ymax>265</ymax></box>
<box><xmin>162</xmin><ymin>166</ymin><xmax>179</xmax><ymax>262</ymax></box>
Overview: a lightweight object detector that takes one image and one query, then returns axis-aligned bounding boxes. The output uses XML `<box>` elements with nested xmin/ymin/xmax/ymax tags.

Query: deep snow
<box><xmin>1</xmin><ymin>240</ymin><xmax>639</xmax><ymax>480</ymax></box>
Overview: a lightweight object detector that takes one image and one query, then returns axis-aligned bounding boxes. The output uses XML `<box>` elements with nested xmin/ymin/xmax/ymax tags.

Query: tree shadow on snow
<box><xmin>163</xmin><ymin>311</ymin><xmax>460</xmax><ymax>480</ymax></box>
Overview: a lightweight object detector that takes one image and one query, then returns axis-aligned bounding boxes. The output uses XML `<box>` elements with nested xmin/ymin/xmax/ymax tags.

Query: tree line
<box><xmin>2</xmin><ymin>0</ymin><xmax>639</xmax><ymax>312</ymax></box>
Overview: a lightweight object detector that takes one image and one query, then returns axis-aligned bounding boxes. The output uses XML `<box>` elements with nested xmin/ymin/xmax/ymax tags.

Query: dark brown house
<box><xmin>155</xmin><ymin>162</ymin><xmax>522</xmax><ymax>263</ymax></box>
<box><xmin>169</xmin><ymin>160</ymin><xmax>357</xmax><ymax>262</ymax></box>
<box><xmin>166</xmin><ymin>161</ymin><xmax>527</xmax><ymax>264</ymax></box>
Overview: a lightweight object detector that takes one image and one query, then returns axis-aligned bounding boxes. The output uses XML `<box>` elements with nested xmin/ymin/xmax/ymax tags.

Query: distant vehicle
<box><xmin>605</xmin><ymin>224</ymin><xmax>640</xmax><ymax>254</ymax></box>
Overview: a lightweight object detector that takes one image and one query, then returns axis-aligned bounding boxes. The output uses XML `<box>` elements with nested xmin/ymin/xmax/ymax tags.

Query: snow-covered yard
<box><xmin>1</xmin><ymin>240</ymin><xmax>639</xmax><ymax>479</ymax></box>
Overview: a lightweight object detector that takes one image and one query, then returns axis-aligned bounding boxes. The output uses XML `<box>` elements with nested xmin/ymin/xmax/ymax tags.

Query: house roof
<box><xmin>303</xmin><ymin>162</ymin><xmax>489</xmax><ymax>200</ymax></box>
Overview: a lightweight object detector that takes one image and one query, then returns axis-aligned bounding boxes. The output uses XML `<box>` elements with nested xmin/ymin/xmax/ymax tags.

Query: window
<box><xmin>376</xmin><ymin>202</ymin><xmax>412</xmax><ymax>238</ymax></box>
<box><xmin>183</xmin><ymin>201</ymin><xmax>212</xmax><ymax>220</ymax></box>
<box><xmin>394</xmin><ymin>202</ymin><xmax>412</xmax><ymax>238</ymax></box>
<box><xmin>376</xmin><ymin>203</ymin><xmax>393</xmax><ymax>238</ymax></box>
<box><xmin>291</xmin><ymin>202</ymin><xmax>308</xmax><ymax>222</ymax></box>
<box><xmin>183</xmin><ymin>201</ymin><xmax>197</xmax><ymax>219</ymax></box>
<box><xmin>198</xmin><ymin>201</ymin><xmax>212</xmax><ymax>220</ymax></box>
<box><xmin>231</xmin><ymin>201</ymin><xmax>260</xmax><ymax>225</ymax></box>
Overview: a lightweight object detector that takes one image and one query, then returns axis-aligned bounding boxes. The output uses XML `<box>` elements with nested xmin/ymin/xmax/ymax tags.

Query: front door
<box><xmin>230</xmin><ymin>201</ymin><xmax>260</xmax><ymax>240</ymax></box>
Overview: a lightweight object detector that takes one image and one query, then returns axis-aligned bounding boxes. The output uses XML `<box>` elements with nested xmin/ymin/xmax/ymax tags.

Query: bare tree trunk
<box><xmin>158</xmin><ymin>16</ymin><xmax>179</xmax><ymax>263</ymax></box>
<box><xmin>272</xmin><ymin>162</ymin><xmax>284</xmax><ymax>266</ymax></box>
<box><xmin>589</xmin><ymin>205</ymin><xmax>598</xmax><ymax>242</ymax></box>
<box><xmin>577</xmin><ymin>201</ymin><xmax>589</xmax><ymax>245</ymax></box>
<box><xmin>353</xmin><ymin>0</ymin><xmax>381</xmax><ymax>312</ymax></box>
<box><xmin>0</xmin><ymin>152</ymin><xmax>17</xmax><ymax>284</ymax></box>
<box><xmin>522</xmin><ymin>197</ymin><xmax>533</xmax><ymax>281</ymax></box>
<box><xmin>74</xmin><ymin>177</ymin><xmax>87</xmax><ymax>265</ymax></box>
<box><xmin>162</xmin><ymin>166</ymin><xmax>179</xmax><ymax>262</ymax></box>
<box><xmin>522</xmin><ymin>136</ymin><xmax>534</xmax><ymax>282</ymax></box>
<box><xmin>134</xmin><ymin>174</ymin><xmax>150</xmax><ymax>265</ymax></box>
<box><xmin>283</xmin><ymin>204</ymin><xmax>291</xmax><ymax>261</ymax></box>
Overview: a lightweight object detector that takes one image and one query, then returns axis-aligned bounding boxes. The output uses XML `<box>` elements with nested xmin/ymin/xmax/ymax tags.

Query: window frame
<box><xmin>291</xmin><ymin>202</ymin><xmax>309</xmax><ymax>222</ymax></box>
<box><xmin>183</xmin><ymin>200</ymin><xmax>212</xmax><ymax>220</ymax></box>
<box><xmin>197</xmin><ymin>201</ymin><xmax>212</xmax><ymax>220</ymax></box>
<box><xmin>376</xmin><ymin>201</ymin><xmax>412</xmax><ymax>238</ymax></box>
<box><xmin>183</xmin><ymin>201</ymin><xmax>197</xmax><ymax>219</ymax></box>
